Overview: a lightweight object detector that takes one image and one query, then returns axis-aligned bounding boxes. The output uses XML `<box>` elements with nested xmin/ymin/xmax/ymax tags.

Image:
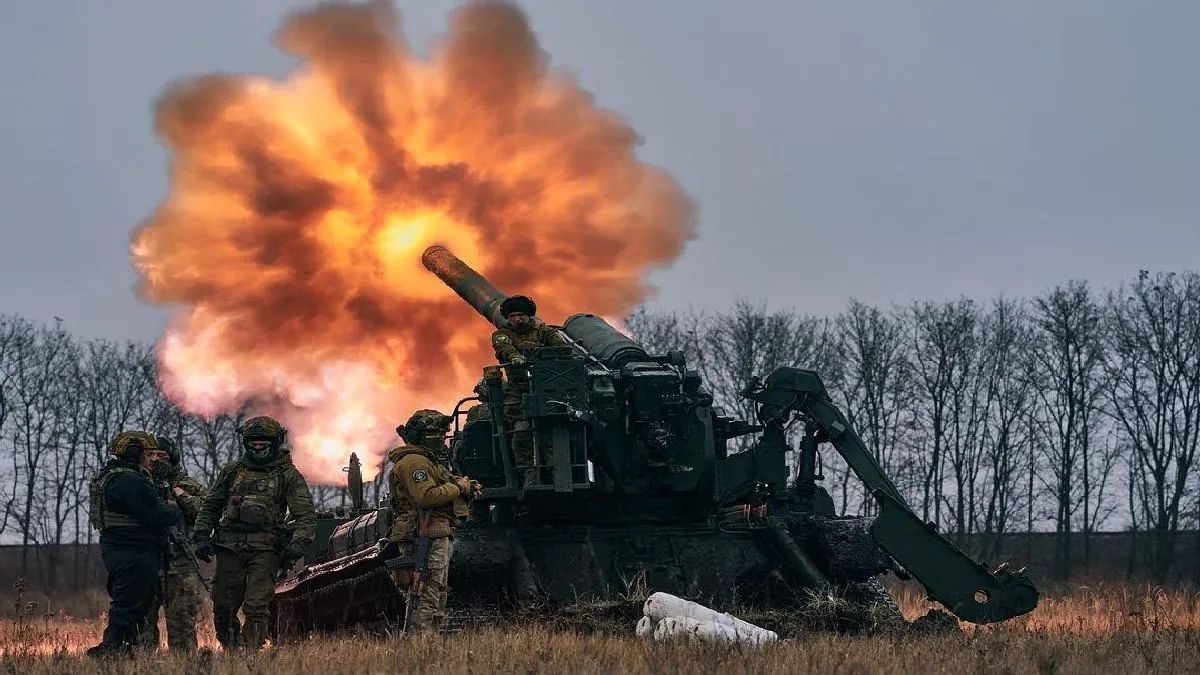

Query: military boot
<box><xmin>87</xmin><ymin>623</ymin><xmax>139</xmax><ymax>657</ymax></box>
<box><xmin>85</xmin><ymin>640</ymin><xmax>134</xmax><ymax>658</ymax></box>
<box><xmin>241</xmin><ymin>620</ymin><xmax>270</xmax><ymax>651</ymax></box>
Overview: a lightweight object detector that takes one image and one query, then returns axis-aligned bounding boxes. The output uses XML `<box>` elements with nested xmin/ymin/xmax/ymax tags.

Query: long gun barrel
<box><xmin>562</xmin><ymin>314</ymin><xmax>651</xmax><ymax>369</ymax></box>
<box><xmin>421</xmin><ymin>245</ymin><xmax>509</xmax><ymax>329</ymax></box>
<box><xmin>153</xmin><ymin>477</ymin><xmax>213</xmax><ymax>594</ymax></box>
<box><xmin>168</xmin><ymin>527</ymin><xmax>213</xmax><ymax>595</ymax></box>
<box><xmin>422</xmin><ymin>245</ymin><xmax>655</xmax><ymax>368</ymax></box>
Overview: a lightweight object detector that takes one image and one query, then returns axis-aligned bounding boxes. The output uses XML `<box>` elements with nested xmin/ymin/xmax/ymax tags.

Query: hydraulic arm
<box><xmin>744</xmin><ymin>367</ymin><xmax>1039</xmax><ymax>624</ymax></box>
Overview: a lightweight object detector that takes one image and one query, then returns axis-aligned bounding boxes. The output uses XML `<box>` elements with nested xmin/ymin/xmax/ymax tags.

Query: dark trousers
<box><xmin>99</xmin><ymin>542</ymin><xmax>161</xmax><ymax>648</ymax></box>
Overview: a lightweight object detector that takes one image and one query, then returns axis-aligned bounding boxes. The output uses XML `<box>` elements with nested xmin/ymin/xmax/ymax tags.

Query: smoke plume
<box><xmin>133</xmin><ymin>0</ymin><xmax>695</xmax><ymax>482</ymax></box>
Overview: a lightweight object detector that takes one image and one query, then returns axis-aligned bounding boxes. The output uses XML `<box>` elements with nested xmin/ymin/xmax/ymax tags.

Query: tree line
<box><xmin>0</xmin><ymin>321</ymin><xmax>356</xmax><ymax>591</ymax></box>
<box><xmin>1</xmin><ymin>270</ymin><xmax>1198</xmax><ymax>589</ymax></box>
<box><xmin>626</xmin><ymin>270</ymin><xmax>1200</xmax><ymax>582</ymax></box>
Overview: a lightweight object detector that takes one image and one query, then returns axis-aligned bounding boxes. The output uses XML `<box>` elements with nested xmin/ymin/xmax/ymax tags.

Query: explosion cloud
<box><xmin>132</xmin><ymin>0</ymin><xmax>695</xmax><ymax>482</ymax></box>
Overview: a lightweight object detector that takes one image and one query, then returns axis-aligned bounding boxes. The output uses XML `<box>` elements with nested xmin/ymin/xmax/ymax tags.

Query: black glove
<box><xmin>192</xmin><ymin>534</ymin><xmax>215</xmax><ymax>563</ymax></box>
<box><xmin>280</xmin><ymin>544</ymin><xmax>305</xmax><ymax>569</ymax></box>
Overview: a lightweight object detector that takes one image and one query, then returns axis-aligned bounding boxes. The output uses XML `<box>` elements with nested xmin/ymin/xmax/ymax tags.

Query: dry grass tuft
<box><xmin>3</xmin><ymin>582</ymin><xmax>1200</xmax><ymax>673</ymax></box>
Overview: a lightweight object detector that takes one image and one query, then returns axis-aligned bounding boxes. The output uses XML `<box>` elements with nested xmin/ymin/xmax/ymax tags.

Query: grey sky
<box><xmin>1</xmin><ymin>1</ymin><xmax>1197</xmax><ymax>342</ymax></box>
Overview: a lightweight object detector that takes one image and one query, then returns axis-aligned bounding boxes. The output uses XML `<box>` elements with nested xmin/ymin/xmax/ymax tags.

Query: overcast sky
<box><xmin>1</xmin><ymin>1</ymin><xmax>1197</xmax><ymax>341</ymax></box>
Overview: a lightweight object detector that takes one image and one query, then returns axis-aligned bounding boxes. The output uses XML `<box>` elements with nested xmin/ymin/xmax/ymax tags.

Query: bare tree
<box><xmin>1105</xmin><ymin>271</ymin><xmax>1200</xmax><ymax>580</ymax></box>
<box><xmin>697</xmin><ymin>302</ymin><xmax>833</xmax><ymax>420</ymax></box>
<box><xmin>7</xmin><ymin>319</ymin><xmax>76</xmax><ymax>573</ymax></box>
<box><xmin>977</xmin><ymin>299</ymin><xmax>1035</xmax><ymax>559</ymax></box>
<box><xmin>186</xmin><ymin>411</ymin><xmax>247</xmax><ymax>485</ymax></box>
<box><xmin>831</xmin><ymin>300</ymin><xmax>913</xmax><ymax>513</ymax></box>
<box><xmin>1028</xmin><ymin>282</ymin><xmax>1111</xmax><ymax>579</ymax></box>
<box><xmin>0</xmin><ymin>315</ymin><xmax>24</xmax><ymax>537</ymax></box>
<box><xmin>73</xmin><ymin>340</ymin><xmax>167</xmax><ymax>582</ymax></box>
<box><xmin>690</xmin><ymin>302</ymin><xmax>834</xmax><ymax>457</ymax></box>
<box><xmin>32</xmin><ymin>335</ymin><xmax>88</xmax><ymax>588</ymax></box>
<box><xmin>79</xmin><ymin>341</ymin><xmax>165</xmax><ymax>474</ymax></box>
<box><xmin>6</xmin><ymin>267</ymin><xmax>1200</xmax><ymax>589</ymax></box>
<box><xmin>623</xmin><ymin>306</ymin><xmax>703</xmax><ymax>357</ymax></box>
<box><xmin>54</xmin><ymin>348</ymin><xmax>95</xmax><ymax>591</ymax></box>
<box><xmin>908</xmin><ymin>298</ymin><xmax>981</xmax><ymax>532</ymax></box>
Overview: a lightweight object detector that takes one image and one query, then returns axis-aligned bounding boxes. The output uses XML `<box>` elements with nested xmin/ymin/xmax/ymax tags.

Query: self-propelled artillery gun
<box><xmin>272</xmin><ymin>245</ymin><xmax>1038</xmax><ymax>636</ymax></box>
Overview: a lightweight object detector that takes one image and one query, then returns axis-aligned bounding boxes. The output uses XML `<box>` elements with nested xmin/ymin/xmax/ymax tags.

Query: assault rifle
<box><xmin>167</xmin><ymin>526</ymin><xmax>212</xmax><ymax>595</ymax></box>
<box><xmin>154</xmin><ymin>475</ymin><xmax>213</xmax><ymax>595</ymax></box>
<box><xmin>401</xmin><ymin>512</ymin><xmax>433</xmax><ymax>633</ymax></box>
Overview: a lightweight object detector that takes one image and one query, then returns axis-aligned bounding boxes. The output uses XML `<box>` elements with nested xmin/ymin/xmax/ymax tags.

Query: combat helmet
<box><xmin>155</xmin><ymin>435</ymin><xmax>181</xmax><ymax>466</ymax></box>
<box><xmin>398</xmin><ymin>409</ymin><xmax>451</xmax><ymax>443</ymax></box>
<box><xmin>397</xmin><ymin>409</ymin><xmax>452</xmax><ymax>458</ymax></box>
<box><xmin>109</xmin><ymin>430</ymin><xmax>159</xmax><ymax>463</ymax></box>
<box><xmin>238</xmin><ymin>415</ymin><xmax>287</xmax><ymax>463</ymax></box>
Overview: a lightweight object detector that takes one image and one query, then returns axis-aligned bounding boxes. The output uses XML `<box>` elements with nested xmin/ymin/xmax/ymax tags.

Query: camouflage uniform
<box><xmin>491</xmin><ymin>322</ymin><xmax>568</xmax><ymax>476</ymax></box>
<box><xmin>141</xmin><ymin>463</ymin><xmax>207</xmax><ymax>651</ymax></box>
<box><xmin>191</xmin><ymin>417</ymin><xmax>316</xmax><ymax>650</ymax></box>
<box><xmin>387</xmin><ymin>411</ymin><xmax>474</xmax><ymax>632</ymax></box>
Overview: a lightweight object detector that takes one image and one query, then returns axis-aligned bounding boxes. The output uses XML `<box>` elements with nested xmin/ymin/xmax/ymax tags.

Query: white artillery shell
<box><xmin>635</xmin><ymin>615</ymin><xmax>654</xmax><ymax>639</ymax></box>
<box><xmin>642</xmin><ymin>592</ymin><xmax>779</xmax><ymax>644</ymax></box>
<box><xmin>652</xmin><ymin>616</ymin><xmax>745</xmax><ymax>644</ymax></box>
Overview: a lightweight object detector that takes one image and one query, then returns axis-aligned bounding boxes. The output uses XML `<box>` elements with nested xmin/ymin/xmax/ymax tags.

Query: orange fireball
<box><xmin>132</xmin><ymin>0</ymin><xmax>694</xmax><ymax>483</ymax></box>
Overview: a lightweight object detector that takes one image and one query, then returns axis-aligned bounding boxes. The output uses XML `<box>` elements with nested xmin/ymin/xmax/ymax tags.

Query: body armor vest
<box><xmin>219</xmin><ymin>463</ymin><xmax>286</xmax><ymax>532</ymax></box>
<box><xmin>89</xmin><ymin>465</ymin><xmax>146</xmax><ymax>531</ymax></box>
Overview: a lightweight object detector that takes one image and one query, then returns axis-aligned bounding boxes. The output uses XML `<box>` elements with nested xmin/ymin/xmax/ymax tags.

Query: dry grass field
<box><xmin>3</xmin><ymin>582</ymin><xmax>1200</xmax><ymax>674</ymax></box>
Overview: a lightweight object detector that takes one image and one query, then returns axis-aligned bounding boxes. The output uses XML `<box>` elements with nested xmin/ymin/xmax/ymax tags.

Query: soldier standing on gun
<box><xmin>140</xmin><ymin>436</ymin><xmax>208</xmax><ymax>651</ymax></box>
<box><xmin>388</xmin><ymin>410</ymin><xmax>479</xmax><ymax>633</ymax></box>
<box><xmin>86</xmin><ymin>431</ymin><xmax>180</xmax><ymax>657</ymax></box>
<box><xmin>190</xmin><ymin>416</ymin><xmax>316</xmax><ymax>650</ymax></box>
<box><xmin>490</xmin><ymin>295</ymin><xmax>568</xmax><ymax>485</ymax></box>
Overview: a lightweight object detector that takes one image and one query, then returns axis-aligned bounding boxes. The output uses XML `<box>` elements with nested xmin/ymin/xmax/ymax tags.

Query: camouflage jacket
<box><xmin>165</xmin><ymin>465</ymin><xmax>207</xmax><ymax>573</ymax></box>
<box><xmin>387</xmin><ymin>445</ymin><xmax>462</xmax><ymax>540</ymax></box>
<box><xmin>192</xmin><ymin>449</ymin><xmax>316</xmax><ymax>554</ymax></box>
<box><xmin>491</xmin><ymin>322</ymin><xmax>568</xmax><ymax>382</ymax></box>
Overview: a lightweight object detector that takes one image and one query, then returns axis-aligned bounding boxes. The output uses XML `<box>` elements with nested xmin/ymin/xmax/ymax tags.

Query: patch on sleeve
<box><xmin>494</xmin><ymin>334</ymin><xmax>510</xmax><ymax>343</ymax></box>
<box><xmin>411</xmin><ymin>469</ymin><xmax>429</xmax><ymax>482</ymax></box>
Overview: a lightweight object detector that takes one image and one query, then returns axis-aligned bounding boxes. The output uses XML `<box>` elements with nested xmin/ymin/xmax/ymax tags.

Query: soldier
<box><xmin>140</xmin><ymin>436</ymin><xmax>208</xmax><ymax>651</ymax></box>
<box><xmin>190</xmin><ymin>416</ymin><xmax>316</xmax><ymax>650</ymax></box>
<box><xmin>387</xmin><ymin>410</ymin><xmax>479</xmax><ymax>633</ymax></box>
<box><xmin>86</xmin><ymin>431</ymin><xmax>180</xmax><ymax>657</ymax></box>
<box><xmin>490</xmin><ymin>295</ymin><xmax>568</xmax><ymax>484</ymax></box>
